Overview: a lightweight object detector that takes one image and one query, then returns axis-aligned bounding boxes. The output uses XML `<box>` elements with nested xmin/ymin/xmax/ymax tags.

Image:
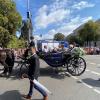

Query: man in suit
<box><xmin>22</xmin><ymin>43</ymin><xmax>48</xmax><ymax>100</ymax></box>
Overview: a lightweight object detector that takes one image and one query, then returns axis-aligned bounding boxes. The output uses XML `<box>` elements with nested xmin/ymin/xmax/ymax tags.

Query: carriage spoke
<box><xmin>77</xmin><ymin>67</ymin><xmax>82</xmax><ymax>74</ymax></box>
<box><xmin>68</xmin><ymin>63</ymin><xmax>77</xmax><ymax>75</ymax></box>
<box><xmin>67</xmin><ymin>56</ymin><xmax>86</xmax><ymax>76</ymax></box>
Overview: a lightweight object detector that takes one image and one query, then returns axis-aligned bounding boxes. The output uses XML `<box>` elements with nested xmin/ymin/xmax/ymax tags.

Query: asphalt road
<box><xmin>0</xmin><ymin>55</ymin><xmax>100</xmax><ymax>100</ymax></box>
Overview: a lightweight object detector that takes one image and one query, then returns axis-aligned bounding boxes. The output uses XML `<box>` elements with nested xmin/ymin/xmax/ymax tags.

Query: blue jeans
<box><xmin>28</xmin><ymin>80</ymin><xmax>47</xmax><ymax>97</ymax></box>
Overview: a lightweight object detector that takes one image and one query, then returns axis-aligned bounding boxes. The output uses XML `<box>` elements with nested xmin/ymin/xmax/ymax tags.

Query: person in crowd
<box><xmin>0</xmin><ymin>44</ymin><xmax>3</xmax><ymax>50</ymax></box>
<box><xmin>96</xmin><ymin>47</ymin><xmax>100</xmax><ymax>54</ymax></box>
<box><xmin>71</xmin><ymin>44</ymin><xmax>85</xmax><ymax>56</ymax></box>
<box><xmin>22</xmin><ymin>44</ymin><xmax>48</xmax><ymax>100</ymax></box>
<box><xmin>14</xmin><ymin>49</ymin><xmax>18</xmax><ymax>58</ymax></box>
<box><xmin>43</xmin><ymin>45</ymin><xmax>48</xmax><ymax>53</ymax></box>
<box><xmin>1</xmin><ymin>49</ymin><xmax>15</xmax><ymax>76</ymax></box>
<box><xmin>64</xmin><ymin>44</ymin><xmax>74</xmax><ymax>54</ymax></box>
<box><xmin>29</xmin><ymin>36</ymin><xmax>35</xmax><ymax>47</ymax></box>
<box><xmin>57</xmin><ymin>44</ymin><xmax>66</xmax><ymax>52</ymax></box>
<box><xmin>52</xmin><ymin>47</ymin><xmax>58</xmax><ymax>53</ymax></box>
<box><xmin>57</xmin><ymin>45</ymin><xmax>62</xmax><ymax>52</ymax></box>
<box><xmin>90</xmin><ymin>47</ymin><xmax>94</xmax><ymax>55</ymax></box>
<box><xmin>48</xmin><ymin>47</ymin><xmax>52</xmax><ymax>52</ymax></box>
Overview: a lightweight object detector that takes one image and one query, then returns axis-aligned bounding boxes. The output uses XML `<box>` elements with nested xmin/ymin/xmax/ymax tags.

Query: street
<box><xmin>0</xmin><ymin>55</ymin><xmax>100</xmax><ymax>100</ymax></box>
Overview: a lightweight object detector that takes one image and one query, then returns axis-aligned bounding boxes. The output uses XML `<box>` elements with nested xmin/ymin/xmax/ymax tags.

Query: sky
<box><xmin>14</xmin><ymin>0</ymin><xmax>100</xmax><ymax>39</ymax></box>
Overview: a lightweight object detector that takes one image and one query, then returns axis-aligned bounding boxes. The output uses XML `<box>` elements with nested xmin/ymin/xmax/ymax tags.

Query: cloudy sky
<box><xmin>14</xmin><ymin>0</ymin><xmax>100</xmax><ymax>39</ymax></box>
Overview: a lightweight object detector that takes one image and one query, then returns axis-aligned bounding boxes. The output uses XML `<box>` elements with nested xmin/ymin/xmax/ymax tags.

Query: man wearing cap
<box><xmin>22</xmin><ymin>43</ymin><xmax>48</xmax><ymax>100</ymax></box>
<box><xmin>29</xmin><ymin>36</ymin><xmax>35</xmax><ymax>47</ymax></box>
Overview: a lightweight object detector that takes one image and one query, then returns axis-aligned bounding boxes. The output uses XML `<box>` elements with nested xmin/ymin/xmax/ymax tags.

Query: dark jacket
<box><xmin>28</xmin><ymin>54</ymin><xmax>40</xmax><ymax>80</ymax></box>
<box><xmin>29</xmin><ymin>41</ymin><xmax>35</xmax><ymax>47</ymax></box>
<box><xmin>5</xmin><ymin>50</ymin><xmax>15</xmax><ymax>67</ymax></box>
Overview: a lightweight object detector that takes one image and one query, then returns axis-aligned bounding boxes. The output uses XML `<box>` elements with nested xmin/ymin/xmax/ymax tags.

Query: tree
<box><xmin>93</xmin><ymin>22</ymin><xmax>100</xmax><ymax>46</ymax></box>
<box><xmin>7</xmin><ymin>35</ymin><xmax>26</xmax><ymax>48</ymax></box>
<box><xmin>66</xmin><ymin>34</ymin><xmax>84</xmax><ymax>46</ymax></box>
<box><xmin>0</xmin><ymin>26</ymin><xmax>10</xmax><ymax>47</ymax></box>
<box><xmin>54</xmin><ymin>33</ymin><xmax>65</xmax><ymax>41</ymax></box>
<box><xmin>78</xmin><ymin>20</ymin><xmax>100</xmax><ymax>47</ymax></box>
<box><xmin>0</xmin><ymin>0</ymin><xmax>22</xmax><ymax>47</ymax></box>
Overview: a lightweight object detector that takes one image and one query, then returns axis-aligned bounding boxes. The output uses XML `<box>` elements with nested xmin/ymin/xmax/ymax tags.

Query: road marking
<box><xmin>79</xmin><ymin>80</ymin><xmax>93</xmax><ymax>89</ymax></box>
<box><xmin>86</xmin><ymin>69</ymin><xmax>90</xmax><ymax>72</ymax></box>
<box><xmin>90</xmin><ymin>63</ymin><xmax>96</xmax><ymax>65</ymax></box>
<box><xmin>71</xmin><ymin>75</ymin><xmax>100</xmax><ymax>94</ymax></box>
<box><xmin>87</xmin><ymin>61</ymin><xmax>100</xmax><ymax>66</ymax></box>
<box><xmin>97</xmin><ymin>64</ymin><xmax>100</xmax><ymax>66</ymax></box>
<box><xmin>71</xmin><ymin>76</ymin><xmax>78</xmax><ymax>80</ymax></box>
<box><xmin>67</xmin><ymin>69</ymin><xmax>100</xmax><ymax>94</ymax></box>
<box><xmin>86</xmin><ymin>61</ymin><xmax>91</xmax><ymax>64</ymax></box>
<box><xmin>93</xmin><ymin>89</ymin><xmax>100</xmax><ymax>94</ymax></box>
<box><xmin>70</xmin><ymin>59</ymin><xmax>100</xmax><ymax>94</ymax></box>
<box><xmin>71</xmin><ymin>76</ymin><xmax>93</xmax><ymax>89</ymax></box>
<box><xmin>91</xmin><ymin>71</ymin><xmax>100</xmax><ymax>76</ymax></box>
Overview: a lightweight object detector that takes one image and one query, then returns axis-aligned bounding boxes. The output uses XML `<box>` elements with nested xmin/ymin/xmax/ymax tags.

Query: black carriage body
<box><xmin>38</xmin><ymin>51</ymin><xmax>86</xmax><ymax>76</ymax></box>
<box><xmin>44</xmin><ymin>52</ymin><xmax>65</xmax><ymax>67</ymax></box>
<box><xmin>16</xmin><ymin>50</ymin><xmax>86</xmax><ymax>76</ymax></box>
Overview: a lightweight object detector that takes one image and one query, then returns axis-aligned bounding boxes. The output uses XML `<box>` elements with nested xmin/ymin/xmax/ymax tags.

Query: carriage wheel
<box><xmin>67</xmin><ymin>56</ymin><xmax>86</xmax><ymax>76</ymax></box>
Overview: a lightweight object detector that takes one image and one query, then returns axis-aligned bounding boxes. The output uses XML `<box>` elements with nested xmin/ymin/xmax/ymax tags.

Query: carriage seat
<box><xmin>45</xmin><ymin>52</ymin><xmax>63</xmax><ymax>61</ymax></box>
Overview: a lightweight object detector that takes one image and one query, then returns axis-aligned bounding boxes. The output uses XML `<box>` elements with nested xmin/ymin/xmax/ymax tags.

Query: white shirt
<box><xmin>43</xmin><ymin>48</ymin><xmax>48</xmax><ymax>53</ymax></box>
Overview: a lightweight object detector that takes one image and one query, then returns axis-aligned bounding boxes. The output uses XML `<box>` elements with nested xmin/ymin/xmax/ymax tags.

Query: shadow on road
<box><xmin>0</xmin><ymin>90</ymin><xmax>43</xmax><ymax>100</ymax></box>
<box><xmin>0</xmin><ymin>67</ymin><xmax>26</xmax><ymax>80</ymax></box>
<box><xmin>0</xmin><ymin>65</ymin><xmax>70</xmax><ymax>80</ymax></box>
<box><xmin>40</xmin><ymin>66</ymin><xmax>70</xmax><ymax>79</ymax></box>
<box><xmin>79</xmin><ymin>78</ymin><xmax>100</xmax><ymax>87</ymax></box>
<box><xmin>0</xmin><ymin>90</ymin><xmax>23</xmax><ymax>100</ymax></box>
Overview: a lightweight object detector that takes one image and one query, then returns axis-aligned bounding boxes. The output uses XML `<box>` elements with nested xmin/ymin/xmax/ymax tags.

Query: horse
<box><xmin>0</xmin><ymin>49</ymin><xmax>15</xmax><ymax>76</ymax></box>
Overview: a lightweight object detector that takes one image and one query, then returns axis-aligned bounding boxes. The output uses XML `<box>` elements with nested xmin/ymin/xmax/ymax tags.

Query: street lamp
<box><xmin>27</xmin><ymin>0</ymin><xmax>29</xmax><ymax>12</ymax></box>
<box><xmin>27</xmin><ymin>0</ymin><xmax>30</xmax><ymax>43</ymax></box>
<box><xmin>27</xmin><ymin>0</ymin><xmax>33</xmax><ymax>43</ymax></box>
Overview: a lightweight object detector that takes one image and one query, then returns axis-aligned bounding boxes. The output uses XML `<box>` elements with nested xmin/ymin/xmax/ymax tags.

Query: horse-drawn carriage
<box><xmin>37</xmin><ymin>50</ymin><xmax>86</xmax><ymax>76</ymax></box>
<box><xmin>0</xmin><ymin>47</ymin><xmax>86</xmax><ymax>77</ymax></box>
<box><xmin>17</xmin><ymin>49</ymin><xmax>86</xmax><ymax>76</ymax></box>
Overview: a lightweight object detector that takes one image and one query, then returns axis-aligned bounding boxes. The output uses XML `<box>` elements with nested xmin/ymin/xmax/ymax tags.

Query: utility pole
<box><xmin>27</xmin><ymin>0</ymin><xmax>33</xmax><ymax>43</ymax></box>
<box><xmin>27</xmin><ymin>0</ymin><xmax>29</xmax><ymax>12</ymax></box>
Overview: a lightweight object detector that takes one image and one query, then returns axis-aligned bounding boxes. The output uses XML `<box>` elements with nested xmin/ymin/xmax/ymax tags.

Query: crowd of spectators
<box><xmin>0</xmin><ymin>42</ymin><xmax>100</xmax><ymax>57</ymax></box>
<box><xmin>84</xmin><ymin>47</ymin><xmax>100</xmax><ymax>55</ymax></box>
<box><xmin>42</xmin><ymin>44</ymin><xmax>67</xmax><ymax>54</ymax></box>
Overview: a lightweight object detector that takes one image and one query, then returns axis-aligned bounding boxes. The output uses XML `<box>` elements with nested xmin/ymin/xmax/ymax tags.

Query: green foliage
<box><xmin>0</xmin><ymin>0</ymin><xmax>22</xmax><ymax>47</ymax></box>
<box><xmin>66</xmin><ymin>34</ymin><xmax>84</xmax><ymax>46</ymax></box>
<box><xmin>78</xmin><ymin>20</ymin><xmax>100</xmax><ymax>46</ymax></box>
<box><xmin>66</xmin><ymin>20</ymin><xmax>100</xmax><ymax>47</ymax></box>
<box><xmin>66</xmin><ymin>35</ymin><xmax>76</xmax><ymax>43</ymax></box>
<box><xmin>7</xmin><ymin>35</ymin><xmax>26</xmax><ymax>48</ymax></box>
<box><xmin>0</xmin><ymin>26</ymin><xmax>11</xmax><ymax>47</ymax></box>
<box><xmin>54</xmin><ymin>33</ymin><xmax>65</xmax><ymax>41</ymax></box>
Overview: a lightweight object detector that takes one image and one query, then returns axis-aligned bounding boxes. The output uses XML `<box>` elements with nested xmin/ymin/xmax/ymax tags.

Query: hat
<box><xmin>30</xmin><ymin>36</ymin><xmax>34</xmax><ymax>40</ymax></box>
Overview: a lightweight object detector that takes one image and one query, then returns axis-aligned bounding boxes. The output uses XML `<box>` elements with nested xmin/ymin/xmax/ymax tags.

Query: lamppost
<box><xmin>27</xmin><ymin>0</ymin><xmax>33</xmax><ymax>43</ymax></box>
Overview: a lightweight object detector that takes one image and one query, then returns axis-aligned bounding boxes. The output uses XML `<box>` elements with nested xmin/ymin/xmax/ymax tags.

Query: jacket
<box><xmin>27</xmin><ymin>54</ymin><xmax>40</xmax><ymax>80</ymax></box>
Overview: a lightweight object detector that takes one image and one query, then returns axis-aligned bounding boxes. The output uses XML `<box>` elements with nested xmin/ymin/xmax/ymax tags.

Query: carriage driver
<box><xmin>22</xmin><ymin>43</ymin><xmax>48</xmax><ymax>100</ymax></box>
